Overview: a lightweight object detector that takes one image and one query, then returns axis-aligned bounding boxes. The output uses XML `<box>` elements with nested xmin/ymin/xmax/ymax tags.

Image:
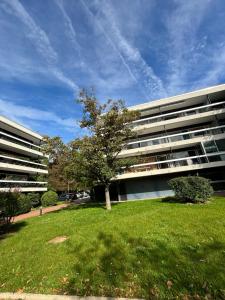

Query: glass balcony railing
<box><xmin>0</xmin><ymin>130</ymin><xmax>42</xmax><ymax>152</ymax></box>
<box><xmin>130</xmin><ymin>101</ymin><xmax>225</xmax><ymax>129</ymax></box>
<box><xmin>120</xmin><ymin>152</ymin><xmax>225</xmax><ymax>175</ymax></box>
<box><xmin>125</xmin><ymin>125</ymin><xmax>225</xmax><ymax>150</ymax></box>
<box><xmin>0</xmin><ymin>155</ymin><xmax>47</xmax><ymax>170</ymax></box>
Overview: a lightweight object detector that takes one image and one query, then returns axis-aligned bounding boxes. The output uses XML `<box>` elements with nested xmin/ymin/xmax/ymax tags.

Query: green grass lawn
<box><xmin>0</xmin><ymin>197</ymin><xmax>225</xmax><ymax>299</ymax></box>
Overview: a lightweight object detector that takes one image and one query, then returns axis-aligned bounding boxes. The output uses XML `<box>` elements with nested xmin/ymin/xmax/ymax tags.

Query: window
<box><xmin>216</xmin><ymin>139</ymin><xmax>225</xmax><ymax>152</ymax></box>
<box><xmin>203</xmin><ymin>141</ymin><xmax>218</xmax><ymax>153</ymax></box>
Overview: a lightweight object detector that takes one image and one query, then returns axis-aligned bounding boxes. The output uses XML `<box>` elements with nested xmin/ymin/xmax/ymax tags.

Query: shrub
<box><xmin>26</xmin><ymin>193</ymin><xmax>41</xmax><ymax>208</ymax></box>
<box><xmin>168</xmin><ymin>176</ymin><xmax>213</xmax><ymax>203</ymax></box>
<box><xmin>0</xmin><ymin>190</ymin><xmax>20</xmax><ymax>225</ymax></box>
<box><xmin>17</xmin><ymin>194</ymin><xmax>32</xmax><ymax>214</ymax></box>
<box><xmin>41</xmin><ymin>190</ymin><xmax>58</xmax><ymax>207</ymax></box>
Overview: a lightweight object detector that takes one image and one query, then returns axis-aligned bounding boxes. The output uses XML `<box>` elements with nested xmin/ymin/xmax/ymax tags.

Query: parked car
<box><xmin>73</xmin><ymin>191</ymin><xmax>91</xmax><ymax>203</ymax></box>
<box><xmin>58</xmin><ymin>193</ymin><xmax>76</xmax><ymax>201</ymax></box>
<box><xmin>76</xmin><ymin>191</ymin><xmax>90</xmax><ymax>199</ymax></box>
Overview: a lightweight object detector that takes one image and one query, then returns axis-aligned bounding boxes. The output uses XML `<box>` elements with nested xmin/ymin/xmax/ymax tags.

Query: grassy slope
<box><xmin>0</xmin><ymin>197</ymin><xmax>225</xmax><ymax>299</ymax></box>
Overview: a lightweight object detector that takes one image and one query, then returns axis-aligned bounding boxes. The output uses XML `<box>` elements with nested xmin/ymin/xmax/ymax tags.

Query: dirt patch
<box><xmin>48</xmin><ymin>236</ymin><xmax>68</xmax><ymax>244</ymax></box>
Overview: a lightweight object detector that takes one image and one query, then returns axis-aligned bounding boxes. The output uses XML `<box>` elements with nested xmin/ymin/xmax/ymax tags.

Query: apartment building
<box><xmin>0</xmin><ymin>116</ymin><xmax>48</xmax><ymax>192</ymax></box>
<box><xmin>115</xmin><ymin>84</ymin><xmax>225</xmax><ymax>200</ymax></box>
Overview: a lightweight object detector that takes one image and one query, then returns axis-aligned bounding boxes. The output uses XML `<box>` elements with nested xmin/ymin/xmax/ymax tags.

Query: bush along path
<box><xmin>13</xmin><ymin>203</ymin><xmax>68</xmax><ymax>222</ymax></box>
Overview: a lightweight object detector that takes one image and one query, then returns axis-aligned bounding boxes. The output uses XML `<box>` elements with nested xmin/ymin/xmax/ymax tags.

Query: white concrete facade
<box><xmin>115</xmin><ymin>84</ymin><xmax>225</xmax><ymax>200</ymax></box>
<box><xmin>0</xmin><ymin>116</ymin><xmax>48</xmax><ymax>192</ymax></box>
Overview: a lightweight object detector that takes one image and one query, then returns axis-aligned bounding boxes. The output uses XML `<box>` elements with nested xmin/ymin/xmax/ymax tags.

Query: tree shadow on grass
<box><xmin>51</xmin><ymin>202</ymin><xmax>119</xmax><ymax>213</ymax></box>
<box><xmin>0</xmin><ymin>221</ymin><xmax>27</xmax><ymax>241</ymax></box>
<box><xmin>161</xmin><ymin>196</ymin><xmax>186</xmax><ymax>203</ymax></box>
<box><xmin>60</xmin><ymin>231</ymin><xmax>225</xmax><ymax>299</ymax></box>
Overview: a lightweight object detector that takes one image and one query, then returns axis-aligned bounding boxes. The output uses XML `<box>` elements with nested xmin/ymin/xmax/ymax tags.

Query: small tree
<box><xmin>26</xmin><ymin>193</ymin><xmax>41</xmax><ymax>208</ymax></box>
<box><xmin>73</xmin><ymin>90</ymin><xmax>139</xmax><ymax>210</ymax></box>
<box><xmin>0</xmin><ymin>190</ymin><xmax>20</xmax><ymax>225</ymax></box>
<box><xmin>42</xmin><ymin>136</ymin><xmax>78</xmax><ymax>192</ymax></box>
<box><xmin>17</xmin><ymin>194</ymin><xmax>32</xmax><ymax>214</ymax></box>
<box><xmin>168</xmin><ymin>176</ymin><xmax>213</xmax><ymax>203</ymax></box>
<box><xmin>41</xmin><ymin>190</ymin><xmax>58</xmax><ymax>207</ymax></box>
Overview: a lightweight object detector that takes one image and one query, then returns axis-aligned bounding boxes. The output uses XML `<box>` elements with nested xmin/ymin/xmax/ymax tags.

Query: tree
<box><xmin>42</xmin><ymin>136</ymin><xmax>77</xmax><ymax>192</ymax></box>
<box><xmin>73</xmin><ymin>90</ymin><xmax>139</xmax><ymax>210</ymax></box>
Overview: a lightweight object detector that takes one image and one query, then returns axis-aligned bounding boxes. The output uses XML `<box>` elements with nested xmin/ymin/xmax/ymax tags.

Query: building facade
<box><xmin>115</xmin><ymin>84</ymin><xmax>225</xmax><ymax>200</ymax></box>
<box><xmin>0</xmin><ymin>116</ymin><xmax>48</xmax><ymax>192</ymax></box>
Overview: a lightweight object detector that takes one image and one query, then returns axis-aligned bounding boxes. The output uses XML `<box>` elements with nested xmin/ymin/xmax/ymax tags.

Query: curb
<box><xmin>0</xmin><ymin>293</ymin><xmax>143</xmax><ymax>300</ymax></box>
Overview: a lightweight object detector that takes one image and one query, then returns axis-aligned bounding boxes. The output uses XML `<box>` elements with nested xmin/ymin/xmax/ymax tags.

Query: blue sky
<box><xmin>0</xmin><ymin>0</ymin><xmax>225</xmax><ymax>141</ymax></box>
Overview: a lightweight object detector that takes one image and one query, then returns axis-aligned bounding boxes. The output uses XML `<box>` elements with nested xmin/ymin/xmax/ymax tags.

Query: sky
<box><xmin>0</xmin><ymin>0</ymin><xmax>225</xmax><ymax>142</ymax></box>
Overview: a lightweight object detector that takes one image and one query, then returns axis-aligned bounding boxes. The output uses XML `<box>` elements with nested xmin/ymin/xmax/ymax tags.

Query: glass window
<box><xmin>204</xmin><ymin>141</ymin><xmax>218</xmax><ymax>153</ymax></box>
<box><xmin>216</xmin><ymin>139</ymin><xmax>225</xmax><ymax>151</ymax></box>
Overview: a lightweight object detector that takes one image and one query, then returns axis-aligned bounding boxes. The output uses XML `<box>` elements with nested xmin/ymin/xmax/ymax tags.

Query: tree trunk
<box><xmin>105</xmin><ymin>185</ymin><xmax>111</xmax><ymax>210</ymax></box>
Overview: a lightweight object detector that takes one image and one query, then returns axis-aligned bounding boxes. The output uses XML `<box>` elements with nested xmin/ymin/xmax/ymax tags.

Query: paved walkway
<box><xmin>0</xmin><ymin>292</ymin><xmax>142</xmax><ymax>300</ymax></box>
<box><xmin>14</xmin><ymin>203</ymin><xmax>68</xmax><ymax>222</ymax></box>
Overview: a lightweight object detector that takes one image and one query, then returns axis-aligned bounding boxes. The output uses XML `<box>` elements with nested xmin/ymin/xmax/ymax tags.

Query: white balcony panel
<box><xmin>0</xmin><ymin>162</ymin><xmax>48</xmax><ymax>174</ymax></box>
<box><xmin>0</xmin><ymin>180</ymin><xmax>47</xmax><ymax>184</ymax></box>
<box><xmin>0</xmin><ymin>187</ymin><xmax>48</xmax><ymax>192</ymax></box>
<box><xmin>0</xmin><ymin>139</ymin><xmax>45</xmax><ymax>158</ymax></box>
<box><xmin>119</xmin><ymin>133</ymin><xmax>225</xmax><ymax>158</ymax></box>
<box><xmin>133</xmin><ymin>109</ymin><xmax>225</xmax><ymax>135</ymax></box>
<box><xmin>116</xmin><ymin>161</ymin><xmax>225</xmax><ymax>180</ymax></box>
<box><xmin>0</xmin><ymin>154</ymin><xmax>47</xmax><ymax>167</ymax></box>
<box><xmin>0</xmin><ymin>116</ymin><xmax>43</xmax><ymax>143</ymax></box>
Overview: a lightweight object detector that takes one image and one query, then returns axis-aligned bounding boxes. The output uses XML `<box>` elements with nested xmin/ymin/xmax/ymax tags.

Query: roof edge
<box><xmin>129</xmin><ymin>83</ymin><xmax>225</xmax><ymax>111</ymax></box>
<box><xmin>0</xmin><ymin>115</ymin><xmax>43</xmax><ymax>140</ymax></box>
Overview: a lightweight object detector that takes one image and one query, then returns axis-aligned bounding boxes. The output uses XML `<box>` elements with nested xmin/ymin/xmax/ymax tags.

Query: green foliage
<box><xmin>17</xmin><ymin>194</ymin><xmax>32</xmax><ymax>214</ymax></box>
<box><xmin>42</xmin><ymin>91</ymin><xmax>139</xmax><ymax>207</ymax></box>
<box><xmin>42</xmin><ymin>136</ymin><xmax>77</xmax><ymax>192</ymax></box>
<box><xmin>72</xmin><ymin>90</ymin><xmax>140</xmax><ymax>208</ymax></box>
<box><xmin>0</xmin><ymin>190</ymin><xmax>20</xmax><ymax>224</ymax></box>
<box><xmin>41</xmin><ymin>190</ymin><xmax>58</xmax><ymax>207</ymax></box>
<box><xmin>26</xmin><ymin>193</ymin><xmax>41</xmax><ymax>208</ymax></box>
<box><xmin>168</xmin><ymin>176</ymin><xmax>214</xmax><ymax>203</ymax></box>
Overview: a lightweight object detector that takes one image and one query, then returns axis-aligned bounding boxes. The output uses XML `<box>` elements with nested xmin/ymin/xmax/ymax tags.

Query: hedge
<box><xmin>41</xmin><ymin>190</ymin><xmax>58</xmax><ymax>207</ymax></box>
<box><xmin>168</xmin><ymin>176</ymin><xmax>213</xmax><ymax>203</ymax></box>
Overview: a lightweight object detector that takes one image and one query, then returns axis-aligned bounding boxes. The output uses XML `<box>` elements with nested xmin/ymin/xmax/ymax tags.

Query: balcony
<box><xmin>0</xmin><ymin>155</ymin><xmax>48</xmax><ymax>174</ymax></box>
<box><xmin>123</xmin><ymin>125</ymin><xmax>225</xmax><ymax>151</ymax></box>
<box><xmin>130</xmin><ymin>101</ymin><xmax>225</xmax><ymax>130</ymax></box>
<box><xmin>0</xmin><ymin>155</ymin><xmax>47</xmax><ymax>169</ymax></box>
<box><xmin>0</xmin><ymin>180</ymin><xmax>47</xmax><ymax>192</ymax></box>
<box><xmin>0</xmin><ymin>130</ymin><xmax>41</xmax><ymax>150</ymax></box>
<box><xmin>116</xmin><ymin>152</ymin><xmax>225</xmax><ymax>179</ymax></box>
<box><xmin>0</xmin><ymin>138</ymin><xmax>45</xmax><ymax>158</ymax></box>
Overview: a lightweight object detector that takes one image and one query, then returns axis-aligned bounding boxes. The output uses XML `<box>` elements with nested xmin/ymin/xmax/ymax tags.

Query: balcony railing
<box><xmin>0</xmin><ymin>180</ymin><xmax>47</xmax><ymax>188</ymax></box>
<box><xmin>130</xmin><ymin>101</ymin><xmax>225</xmax><ymax>129</ymax></box>
<box><xmin>0</xmin><ymin>130</ymin><xmax>42</xmax><ymax>151</ymax></box>
<box><xmin>125</xmin><ymin>125</ymin><xmax>225</xmax><ymax>150</ymax></box>
<box><xmin>0</xmin><ymin>155</ymin><xmax>47</xmax><ymax>170</ymax></box>
<box><xmin>120</xmin><ymin>152</ymin><xmax>225</xmax><ymax>175</ymax></box>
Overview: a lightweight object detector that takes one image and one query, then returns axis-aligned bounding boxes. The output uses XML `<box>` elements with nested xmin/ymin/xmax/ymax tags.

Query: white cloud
<box><xmin>0</xmin><ymin>0</ymin><xmax>79</xmax><ymax>92</ymax></box>
<box><xmin>81</xmin><ymin>0</ymin><xmax>167</xmax><ymax>100</ymax></box>
<box><xmin>165</xmin><ymin>0</ymin><xmax>213</xmax><ymax>93</ymax></box>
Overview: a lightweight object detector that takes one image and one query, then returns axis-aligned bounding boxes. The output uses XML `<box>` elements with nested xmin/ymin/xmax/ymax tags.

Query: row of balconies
<box><xmin>0</xmin><ymin>179</ymin><xmax>48</xmax><ymax>192</ymax></box>
<box><xmin>0</xmin><ymin>155</ymin><xmax>47</xmax><ymax>170</ymax></box>
<box><xmin>0</xmin><ymin>130</ymin><xmax>41</xmax><ymax>150</ymax></box>
<box><xmin>130</xmin><ymin>101</ymin><xmax>225</xmax><ymax>129</ymax></box>
<box><xmin>125</xmin><ymin>125</ymin><xmax>225</xmax><ymax>150</ymax></box>
<box><xmin>0</xmin><ymin>132</ymin><xmax>45</xmax><ymax>158</ymax></box>
<box><xmin>0</xmin><ymin>180</ymin><xmax>47</xmax><ymax>188</ymax></box>
<box><xmin>117</xmin><ymin>151</ymin><xmax>225</xmax><ymax>179</ymax></box>
<box><xmin>0</xmin><ymin>154</ymin><xmax>48</xmax><ymax>174</ymax></box>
